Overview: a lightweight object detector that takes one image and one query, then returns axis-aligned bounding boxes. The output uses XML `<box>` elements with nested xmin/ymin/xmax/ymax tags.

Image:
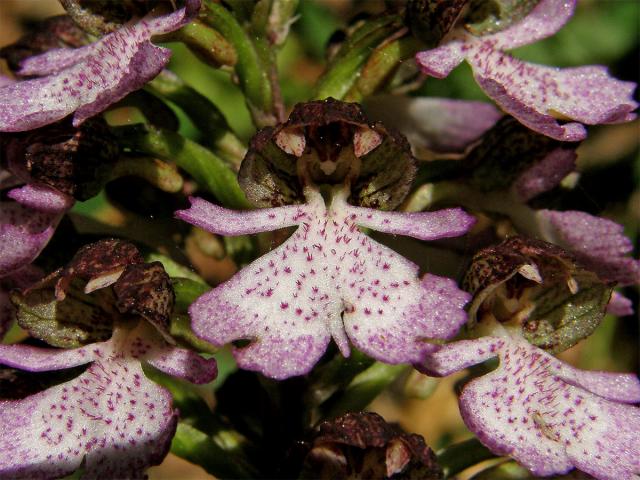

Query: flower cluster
<box><xmin>0</xmin><ymin>0</ymin><xmax>637</xmax><ymax>478</ymax></box>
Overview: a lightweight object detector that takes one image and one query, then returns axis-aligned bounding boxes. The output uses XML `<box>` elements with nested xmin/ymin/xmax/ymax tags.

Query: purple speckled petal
<box><xmin>365</xmin><ymin>96</ymin><xmax>502</xmax><ymax>155</ymax></box>
<box><xmin>538</xmin><ymin>210</ymin><xmax>640</xmax><ymax>286</ymax></box>
<box><xmin>344</xmin><ymin>204</ymin><xmax>475</xmax><ymax>241</ymax></box>
<box><xmin>513</xmin><ymin>147</ymin><xmax>576</xmax><ymax>201</ymax></box>
<box><xmin>19</xmin><ymin>45</ymin><xmax>95</xmax><ymax>76</ymax></box>
<box><xmin>0</xmin><ymin>1</ymin><xmax>200</xmax><ymax>132</ymax></box>
<box><xmin>606</xmin><ymin>291</ymin><xmax>633</xmax><ymax>317</ymax></box>
<box><xmin>175</xmin><ymin>196</ymin><xmax>303</xmax><ymax>236</ymax></box>
<box><xmin>482</xmin><ymin>0</ymin><xmax>577</xmax><ymax>50</ymax></box>
<box><xmin>416</xmin><ymin>337</ymin><xmax>503</xmax><ymax>377</ymax></box>
<box><xmin>415</xmin><ymin>0</ymin><xmax>637</xmax><ymax>141</ymax></box>
<box><xmin>0</xmin><ymin>75</ymin><xmax>15</xmax><ymax>87</ymax></box>
<box><xmin>0</xmin><ymin>322</ymin><xmax>209</xmax><ymax>478</ymax></box>
<box><xmin>181</xmin><ymin>189</ymin><xmax>471</xmax><ymax>378</ymax></box>
<box><xmin>552</xmin><ymin>362</ymin><xmax>640</xmax><ymax>404</ymax></box>
<box><xmin>473</xmin><ymin>61</ymin><xmax>637</xmax><ymax>141</ymax></box>
<box><xmin>415</xmin><ymin>42</ymin><xmax>465</xmax><ymax>79</ymax></box>
<box><xmin>0</xmin><ymin>201</ymin><xmax>61</xmax><ymax>276</ymax></box>
<box><xmin>144</xmin><ymin>345</ymin><xmax>217</xmax><ymax>385</ymax></box>
<box><xmin>7</xmin><ymin>184</ymin><xmax>74</xmax><ymax>213</ymax></box>
<box><xmin>458</xmin><ymin>338</ymin><xmax>640</xmax><ymax>479</ymax></box>
<box><xmin>0</xmin><ymin>343</ymin><xmax>97</xmax><ymax>372</ymax></box>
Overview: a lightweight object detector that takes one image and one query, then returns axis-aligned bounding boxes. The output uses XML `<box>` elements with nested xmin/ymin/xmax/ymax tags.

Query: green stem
<box><xmin>344</xmin><ymin>36</ymin><xmax>421</xmax><ymax>102</ymax></box>
<box><xmin>314</xmin><ymin>15</ymin><xmax>403</xmax><ymax>100</ymax></box>
<box><xmin>147</xmin><ymin>72</ymin><xmax>247</xmax><ymax>170</ymax></box>
<box><xmin>202</xmin><ymin>1</ymin><xmax>276</xmax><ymax>127</ymax></box>
<box><xmin>115</xmin><ymin>125</ymin><xmax>250</xmax><ymax>209</ymax></box>
<box><xmin>437</xmin><ymin>438</ymin><xmax>496</xmax><ymax>478</ymax></box>
<box><xmin>172</xmin><ymin>20</ymin><xmax>237</xmax><ymax>67</ymax></box>
<box><xmin>110</xmin><ymin>156</ymin><xmax>184</xmax><ymax>193</ymax></box>
<box><xmin>324</xmin><ymin>362</ymin><xmax>406</xmax><ymax>419</ymax></box>
<box><xmin>171</xmin><ymin>423</ymin><xmax>258</xmax><ymax>479</ymax></box>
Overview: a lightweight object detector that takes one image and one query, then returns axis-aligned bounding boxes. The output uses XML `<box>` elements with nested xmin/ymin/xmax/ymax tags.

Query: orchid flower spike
<box><xmin>415</xmin><ymin>0</ymin><xmax>638</xmax><ymax>141</ymax></box>
<box><xmin>0</xmin><ymin>0</ymin><xmax>200</xmax><ymax>132</ymax></box>
<box><xmin>0</xmin><ymin>321</ymin><xmax>217</xmax><ymax>478</ymax></box>
<box><xmin>420</xmin><ymin>325</ymin><xmax>640</xmax><ymax>480</ymax></box>
<box><xmin>177</xmin><ymin>186</ymin><xmax>474</xmax><ymax>379</ymax></box>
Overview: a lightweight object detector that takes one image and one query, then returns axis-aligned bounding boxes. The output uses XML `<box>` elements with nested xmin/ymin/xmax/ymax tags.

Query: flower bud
<box><xmin>464</xmin><ymin>236</ymin><xmax>613</xmax><ymax>352</ymax></box>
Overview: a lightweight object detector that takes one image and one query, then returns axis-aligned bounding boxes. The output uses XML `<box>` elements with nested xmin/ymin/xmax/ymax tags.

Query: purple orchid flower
<box><xmin>0</xmin><ymin>0</ymin><xmax>200</xmax><ymax>132</ymax></box>
<box><xmin>0</xmin><ymin>180</ymin><xmax>73</xmax><ymax>337</ymax></box>
<box><xmin>0</xmin><ymin>321</ymin><xmax>217</xmax><ymax>479</ymax></box>
<box><xmin>176</xmin><ymin>186</ymin><xmax>475</xmax><ymax>379</ymax></box>
<box><xmin>420</xmin><ymin>332</ymin><xmax>640</xmax><ymax>480</ymax></box>
<box><xmin>415</xmin><ymin>0</ymin><xmax>638</xmax><ymax>141</ymax></box>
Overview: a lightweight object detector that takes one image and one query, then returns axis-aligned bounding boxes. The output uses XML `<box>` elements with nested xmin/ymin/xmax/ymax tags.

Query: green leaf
<box><xmin>171</xmin><ymin>423</ymin><xmax>257</xmax><ymax>479</ymax></box>
<box><xmin>171</xmin><ymin>277</ymin><xmax>210</xmax><ymax>313</ymax></box>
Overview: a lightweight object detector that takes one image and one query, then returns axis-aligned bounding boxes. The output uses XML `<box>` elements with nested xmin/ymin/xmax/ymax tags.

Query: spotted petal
<box><xmin>177</xmin><ymin>188</ymin><xmax>474</xmax><ymax>379</ymax></box>
<box><xmin>421</xmin><ymin>336</ymin><xmax>640</xmax><ymax>479</ymax></box>
<box><xmin>0</xmin><ymin>323</ymin><xmax>216</xmax><ymax>479</ymax></box>
<box><xmin>0</xmin><ymin>0</ymin><xmax>200</xmax><ymax>132</ymax></box>
<box><xmin>0</xmin><ymin>202</ymin><xmax>61</xmax><ymax>277</ymax></box>
<box><xmin>538</xmin><ymin>210</ymin><xmax>640</xmax><ymax>286</ymax></box>
<box><xmin>415</xmin><ymin>0</ymin><xmax>638</xmax><ymax>141</ymax></box>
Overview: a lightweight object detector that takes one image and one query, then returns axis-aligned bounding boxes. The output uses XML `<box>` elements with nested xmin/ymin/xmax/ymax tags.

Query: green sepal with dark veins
<box><xmin>238</xmin><ymin>126</ymin><xmax>303</xmax><ymax>207</ymax></box>
<box><xmin>464</xmin><ymin>236</ymin><xmax>613</xmax><ymax>353</ymax></box>
<box><xmin>462</xmin><ymin>117</ymin><xmax>576</xmax><ymax>194</ymax></box>
<box><xmin>406</xmin><ymin>0</ymin><xmax>468</xmax><ymax>48</ymax></box>
<box><xmin>464</xmin><ymin>0</ymin><xmax>540</xmax><ymax>35</ymax></box>
<box><xmin>523</xmin><ymin>269</ymin><xmax>613</xmax><ymax>353</ymax></box>
<box><xmin>12</xmin><ymin>281</ymin><xmax>116</xmax><ymax>348</ymax></box>
<box><xmin>238</xmin><ymin>98</ymin><xmax>416</xmax><ymax>210</ymax></box>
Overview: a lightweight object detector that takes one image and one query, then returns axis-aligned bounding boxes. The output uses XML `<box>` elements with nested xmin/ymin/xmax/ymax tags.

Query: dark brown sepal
<box><xmin>3</xmin><ymin>117</ymin><xmax>120</xmax><ymax>201</ymax></box>
<box><xmin>301</xmin><ymin>412</ymin><xmax>442</xmax><ymax>479</ymax></box>
<box><xmin>54</xmin><ymin>238</ymin><xmax>144</xmax><ymax>299</ymax></box>
<box><xmin>113</xmin><ymin>262</ymin><xmax>175</xmax><ymax>343</ymax></box>
<box><xmin>406</xmin><ymin>0</ymin><xmax>468</xmax><ymax>48</ymax></box>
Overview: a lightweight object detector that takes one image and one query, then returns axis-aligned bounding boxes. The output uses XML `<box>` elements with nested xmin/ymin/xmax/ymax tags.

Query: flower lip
<box><xmin>177</xmin><ymin>186</ymin><xmax>474</xmax><ymax>379</ymax></box>
<box><xmin>419</xmin><ymin>334</ymin><xmax>640</xmax><ymax>479</ymax></box>
<box><xmin>0</xmin><ymin>321</ymin><xmax>216</xmax><ymax>478</ymax></box>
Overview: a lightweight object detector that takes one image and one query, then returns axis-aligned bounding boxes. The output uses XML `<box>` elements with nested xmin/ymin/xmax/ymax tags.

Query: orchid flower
<box><xmin>415</xmin><ymin>0</ymin><xmax>638</xmax><ymax>141</ymax></box>
<box><xmin>0</xmin><ymin>0</ymin><xmax>200</xmax><ymax>132</ymax></box>
<box><xmin>0</xmin><ymin>321</ymin><xmax>217</xmax><ymax>478</ymax></box>
<box><xmin>0</xmin><ymin>181</ymin><xmax>73</xmax><ymax>337</ymax></box>
<box><xmin>420</xmin><ymin>323</ymin><xmax>640</xmax><ymax>480</ymax></box>
<box><xmin>177</xmin><ymin>186</ymin><xmax>475</xmax><ymax>379</ymax></box>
